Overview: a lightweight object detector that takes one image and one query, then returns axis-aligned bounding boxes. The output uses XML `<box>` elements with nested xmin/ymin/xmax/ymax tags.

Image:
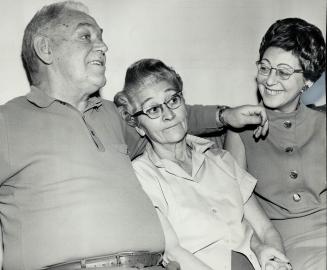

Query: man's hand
<box><xmin>222</xmin><ymin>105</ymin><xmax>269</xmax><ymax>138</ymax></box>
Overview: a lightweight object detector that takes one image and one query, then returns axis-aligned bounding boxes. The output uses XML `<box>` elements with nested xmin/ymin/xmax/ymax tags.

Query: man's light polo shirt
<box><xmin>132</xmin><ymin>135</ymin><xmax>261</xmax><ymax>270</ymax></box>
<box><xmin>0</xmin><ymin>87</ymin><xmax>165</xmax><ymax>269</ymax></box>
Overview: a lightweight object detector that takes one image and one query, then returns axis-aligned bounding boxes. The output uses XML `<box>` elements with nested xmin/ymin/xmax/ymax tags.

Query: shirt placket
<box><xmin>60</xmin><ymin>101</ymin><xmax>105</xmax><ymax>152</ymax></box>
<box><xmin>81</xmin><ymin>113</ymin><xmax>104</xmax><ymax>153</ymax></box>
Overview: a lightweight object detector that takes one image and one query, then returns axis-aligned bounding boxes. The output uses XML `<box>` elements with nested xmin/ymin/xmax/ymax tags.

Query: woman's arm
<box><xmin>225</xmin><ymin>129</ymin><xmax>291</xmax><ymax>269</ymax></box>
<box><xmin>244</xmin><ymin>195</ymin><xmax>291</xmax><ymax>270</ymax></box>
<box><xmin>156</xmin><ymin>209</ymin><xmax>214</xmax><ymax>270</ymax></box>
<box><xmin>245</xmin><ymin>195</ymin><xmax>285</xmax><ymax>253</ymax></box>
<box><xmin>224</xmin><ymin>130</ymin><xmax>247</xmax><ymax>169</ymax></box>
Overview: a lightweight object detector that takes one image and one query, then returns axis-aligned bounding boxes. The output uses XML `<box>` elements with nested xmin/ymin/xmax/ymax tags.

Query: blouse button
<box><xmin>285</xmin><ymin>147</ymin><xmax>294</xmax><ymax>153</ymax></box>
<box><xmin>289</xmin><ymin>170</ymin><xmax>298</xmax><ymax>179</ymax></box>
<box><xmin>211</xmin><ymin>208</ymin><xmax>218</xmax><ymax>214</ymax></box>
<box><xmin>283</xmin><ymin>121</ymin><xmax>292</xmax><ymax>128</ymax></box>
<box><xmin>293</xmin><ymin>193</ymin><xmax>301</xmax><ymax>202</ymax></box>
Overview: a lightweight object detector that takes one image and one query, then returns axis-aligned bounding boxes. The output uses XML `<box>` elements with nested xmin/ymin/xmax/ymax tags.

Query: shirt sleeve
<box><xmin>0</xmin><ymin>108</ymin><xmax>11</xmax><ymax>185</ymax></box>
<box><xmin>217</xmin><ymin>149</ymin><xmax>257</xmax><ymax>203</ymax></box>
<box><xmin>186</xmin><ymin>104</ymin><xmax>220</xmax><ymax>135</ymax></box>
<box><xmin>132</xmin><ymin>158</ymin><xmax>169</xmax><ymax>215</ymax></box>
<box><xmin>110</xmin><ymin>101</ymin><xmax>147</xmax><ymax>160</ymax></box>
<box><xmin>124</xmin><ymin>123</ymin><xmax>148</xmax><ymax>160</ymax></box>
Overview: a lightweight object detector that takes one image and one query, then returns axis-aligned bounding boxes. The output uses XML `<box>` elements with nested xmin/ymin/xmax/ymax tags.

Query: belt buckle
<box><xmin>82</xmin><ymin>256</ymin><xmax>119</xmax><ymax>268</ymax></box>
<box><xmin>118</xmin><ymin>252</ymin><xmax>145</xmax><ymax>268</ymax></box>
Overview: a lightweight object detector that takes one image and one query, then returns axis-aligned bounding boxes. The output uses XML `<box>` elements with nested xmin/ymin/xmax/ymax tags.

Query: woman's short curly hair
<box><xmin>259</xmin><ymin>18</ymin><xmax>326</xmax><ymax>82</ymax></box>
<box><xmin>114</xmin><ymin>58</ymin><xmax>183</xmax><ymax>126</ymax></box>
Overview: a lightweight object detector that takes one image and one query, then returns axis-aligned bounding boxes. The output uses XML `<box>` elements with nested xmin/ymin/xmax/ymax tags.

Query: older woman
<box><xmin>224</xmin><ymin>18</ymin><xmax>326</xmax><ymax>270</ymax></box>
<box><xmin>114</xmin><ymin>58</ymin><xmax>291</xmax><ymax>270</ymax></box>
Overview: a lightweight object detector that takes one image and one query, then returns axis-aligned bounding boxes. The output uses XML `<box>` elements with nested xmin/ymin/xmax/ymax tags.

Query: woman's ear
<box><xmin>33</xmin><ymin>35</ymin><xmax>53</xmax><ymax>64</ymax></box>
<box><xmin>135</xmin><ymin>126</ymin><xmax>146</xmax><ymax>137</ymax></box>
<box><xmin>116</xmin><ymin>106</ymin><xmax>138</xmax><ymax>127</ymax></box>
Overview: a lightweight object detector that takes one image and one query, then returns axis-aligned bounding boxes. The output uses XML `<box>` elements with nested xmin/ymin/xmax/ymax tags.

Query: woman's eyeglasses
<box><xmin>132</xmin><ymin>92</ymin><xmax>183</xmax><ymax>119</ymax></box>
<box><xmin>256</xmin><ymin>61</ymin><xmax>303</xmax><ymax>80</ymax></box>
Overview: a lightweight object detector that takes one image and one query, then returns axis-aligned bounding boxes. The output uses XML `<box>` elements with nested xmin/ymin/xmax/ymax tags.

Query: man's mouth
<box><xmin>89</xmin><ymin>59</ymin><xmax>105</xmax><ymax>66</ymax></box>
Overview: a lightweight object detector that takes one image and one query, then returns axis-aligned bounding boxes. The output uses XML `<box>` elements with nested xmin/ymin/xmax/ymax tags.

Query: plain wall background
<box><xmin>0</xmin><ymin>0</ymin><xmax>325</xmax><ymax>106</ymax></box>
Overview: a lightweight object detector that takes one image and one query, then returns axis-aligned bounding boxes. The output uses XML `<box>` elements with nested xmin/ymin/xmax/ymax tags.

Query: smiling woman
<box><xmin>256</xmin><ymin>47</ymin><xmax>310</xmax><ymax>113</ymax></box>
<box><xmin>225</xmin><ymin>18</ymin><xmax>326</xmax><ymax>270</ymax></box>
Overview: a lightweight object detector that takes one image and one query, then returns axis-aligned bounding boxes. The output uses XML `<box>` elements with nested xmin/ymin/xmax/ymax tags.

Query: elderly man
<box><xmin>0</xmin><ymin>2</ymin><xmax>268</xmax><ymax>270</ymax></box>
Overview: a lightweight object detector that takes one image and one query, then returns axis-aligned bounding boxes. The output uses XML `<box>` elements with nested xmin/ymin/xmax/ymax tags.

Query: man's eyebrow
<box><xmin>75</xmin><ymin>22</ymin><xmax>103</xmax><ymax>34</ymax></box>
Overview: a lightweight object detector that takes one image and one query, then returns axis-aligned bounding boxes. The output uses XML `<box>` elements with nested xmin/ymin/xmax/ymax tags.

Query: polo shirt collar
<box><xmin>145</xmin><ymin>135</ymin><xmax>214</xmax><ymax>180</ymax></box>
<box><xmin>26</xmin><ymin>86</ymin><xmax>56</xmax><ymax>108</ymax></box>
<box><xmin>26</xmin><ymin>86</ymin><xmax>103</xmax><ymax>110</ymax></box>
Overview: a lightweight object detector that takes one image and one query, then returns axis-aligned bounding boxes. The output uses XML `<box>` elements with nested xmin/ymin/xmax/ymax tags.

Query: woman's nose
<box><xmin>266</xmin><ymin>68</ymin><xmax>279</xmax><ymax>85</ymax></box>
<box><xmin>161</xmin><ymin>104</ymin><xmax>175</xmax><ymax>120</ymax></box>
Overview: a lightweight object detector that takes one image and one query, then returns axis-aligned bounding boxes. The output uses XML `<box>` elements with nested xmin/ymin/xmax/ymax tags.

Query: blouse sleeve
<box><xmin>216</xmin><ymin>149</ymin><xmax>257</xmax><ymax>203</ymax></box>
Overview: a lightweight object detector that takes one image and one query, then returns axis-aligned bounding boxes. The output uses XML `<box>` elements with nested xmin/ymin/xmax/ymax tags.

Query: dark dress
<box><xmin>239</xmin><ymin>103</ymin><xmax>326</xmax><ymax>270</ymax></box>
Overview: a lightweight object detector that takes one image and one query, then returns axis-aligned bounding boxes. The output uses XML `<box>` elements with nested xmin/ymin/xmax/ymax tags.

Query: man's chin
<box><xmin>100</xmin><ymin>77</ymin><xmax>107</xmax><ymax>87</ymax></box>
<box><xmin>95</xmin><ymin>77</ymin><xmax>107</xmax><ymax>89</ymax></box>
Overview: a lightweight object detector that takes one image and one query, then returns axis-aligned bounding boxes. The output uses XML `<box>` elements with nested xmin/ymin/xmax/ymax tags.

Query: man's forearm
<box><xmin>186</xmin><ymin>104</ymin><xmax>220</xmax><ymax>135</ymax></box>
<box><xmin>187</xmin><ymin>104</ymin><xmax>269</xmax><ymax>137</ymax></box>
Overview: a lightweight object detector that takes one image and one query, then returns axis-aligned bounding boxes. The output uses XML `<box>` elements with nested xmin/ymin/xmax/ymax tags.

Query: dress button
<box><xmin>211</xmin><ymin>208</ymin><xmax>218</xmax><ymax>214</ymax></box>
<box><xmin>293</xmin><ymin>193</ymin><xmax>301</xmax><ymax>202</ymax></box>
<box><xmin>283</xmin><ymin>121</ymin><xmax>292</xmax><ymax>128</ymax></box>
<box><xmin>289</xmin><ymin>170</ymin><xmax>298</xmax><ymax>179</ymax></box>
<box><xmin>285</xmin><ymin>147</ymin><xmax>294</xmax><ymax>153</ymax></box>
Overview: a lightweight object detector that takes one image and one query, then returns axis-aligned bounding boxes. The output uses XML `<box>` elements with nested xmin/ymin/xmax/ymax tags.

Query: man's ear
<box><xmin>135</xmin><ymin>126</ymin><xmax>146</xmax><ymax>137</ymax></box>
<box><xmin>33</xmin><ymin>35</ymin><xmax>53</xmax><ymax>64</ymax></box>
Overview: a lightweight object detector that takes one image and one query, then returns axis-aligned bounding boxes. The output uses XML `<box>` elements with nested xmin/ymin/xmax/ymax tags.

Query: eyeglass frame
<box><xmin>131</xmin><ymin>91</ymin><xmax>184</xmax><ymax>119</ymax></box>
<box><xmin>256</xmin><ymin>60</ymin><xmax>303</xmax><ymax>80</ymax></box>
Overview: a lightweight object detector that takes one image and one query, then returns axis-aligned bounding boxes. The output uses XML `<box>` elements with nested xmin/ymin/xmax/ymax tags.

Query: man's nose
<box><xmin>94</xmin><ymin>39</ymin><xmax>108</xmax><ymax>54</ymax></box>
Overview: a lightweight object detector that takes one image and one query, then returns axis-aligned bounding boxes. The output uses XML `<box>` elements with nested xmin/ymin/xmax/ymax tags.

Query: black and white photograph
<box><xmin>0</xmin><ymin>0</ymin><xmax>325</xmax><ymax>269</ymax></box>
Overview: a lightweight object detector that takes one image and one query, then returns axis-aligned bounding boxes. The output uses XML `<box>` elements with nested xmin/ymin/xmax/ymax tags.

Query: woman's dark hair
<box><xmin>114</xmin><ymin>58</ymin><xmax>183</xmax><ymax>126</ymax></box>
<box><xmin>259</xmin><ymin>18</ymin><xmax>326</xmax><ymax>82</ymax></box>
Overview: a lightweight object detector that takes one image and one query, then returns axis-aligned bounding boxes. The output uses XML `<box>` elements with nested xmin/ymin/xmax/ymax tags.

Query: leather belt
<box><xmin>42</xmin><ymin>251</ymin><xmax>163</xmax><ymax>269</ymax></box>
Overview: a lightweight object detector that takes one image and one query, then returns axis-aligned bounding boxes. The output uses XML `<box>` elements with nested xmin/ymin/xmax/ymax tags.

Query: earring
<box><xmin>300</xmin><ymin>85</ymin><xmax>309</xmax><ymax>93</ymax></box>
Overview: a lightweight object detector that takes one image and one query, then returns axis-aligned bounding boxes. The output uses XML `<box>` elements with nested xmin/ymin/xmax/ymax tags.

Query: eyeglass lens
<box><xmin>257</xmin><ymin>61</ymin><xmax>302</xmax><ymax>80</ymax></box>
<box><xmin>144</xmin><ymin>93</ymin><xmax>183</xmax><ymax>119</ymax></box>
